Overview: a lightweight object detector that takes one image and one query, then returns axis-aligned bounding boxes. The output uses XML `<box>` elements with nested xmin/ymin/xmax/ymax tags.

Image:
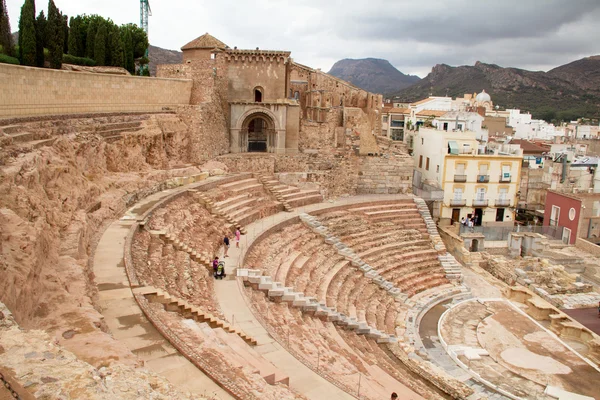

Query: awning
<box><xmin>448</xmin><ymin>141</ymin><xmax>459</xmax><ymax>155</ymax></box>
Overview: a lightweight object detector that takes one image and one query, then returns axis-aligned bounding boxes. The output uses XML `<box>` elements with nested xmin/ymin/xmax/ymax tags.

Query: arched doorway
<box><xmin>247</xmin><ymin>117</ymin><xmax>268</xmax><ymax>152</ymax></box>
<box><xmin>240</xmin><ymin>113</ymin><xmax>276</xmax><ymax>153</ymax></box>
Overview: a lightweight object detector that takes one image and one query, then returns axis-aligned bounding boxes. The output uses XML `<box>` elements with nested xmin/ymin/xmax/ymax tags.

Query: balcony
<box><xmin>472</xmin><ymin>199</ymin><xmax>489</xmax><ymax>207</ymax></box>
<box><xmin>450</xmin><ymin>199</ymin><xmax>466</xmax><ymax>206</ymax></box>
<box><xmin>495</xmin><ymin>199</ymin><xmax>510</xmax><ymax>207</ymax></box>
<box><xmin>454</xmin><ymin>174</ymin><xmax>467</xmax><ymax>182</ymax></box>
<box><xmin>499</xmin><ymin>174</ymin><xmax>512</xmax><ymax>183</ymax></box>
<box><xmin>477</xmin><ymin>174</ymin><xmax>490</xmax><ymax>183</ymax></box>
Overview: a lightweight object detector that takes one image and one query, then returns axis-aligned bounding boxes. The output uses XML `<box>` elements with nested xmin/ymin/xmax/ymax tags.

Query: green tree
<box><xmin>47</xmin><ymin>0</ymin><xmax>64</xmax><ymax>69</ymax></box>
<box><xmin>94</xmin><ymin>21</ymin><xmax>106</xmax><ymax>65</ymax></box>
<box><xmin>109</xmin><ymin>24</ymin><xmax>124</xmax><ymax>67</ymax></box>
<box><xmin>122</xmin><ymin>23</ymin><xmax>148</xmax><ymax>59</ymax></box>
<box><xmin>85</xmin><ymin>17</ymin><xmax>97</xmax><ymax>59</ymax></box>
<box><xmin>18</xmin><ymin>0</ymin><xmax>37</xmax><ymax>66</ymax></box>
<box><xmin>0</xmin><ymin>0</ymin><xmax>14</xmax><ymax>56</ymax></box>
<box><xmin>122</xmin><ymin>27</ymin><xmax>134</xmax><ymax>74</ymax></box>
<box><xmin>68</xmin><ymin>16</ymin><xmax>79</xmax><ymax>56</ymax></box>
<box><xmin>62</xmin><ymin>14</ymin><xmax>68</xmax><ymax>53</ymax></box>
<box><xmin>34</xmin><ymin>10</ymin><xmax>45</xmax><ymax>66</ymax></box>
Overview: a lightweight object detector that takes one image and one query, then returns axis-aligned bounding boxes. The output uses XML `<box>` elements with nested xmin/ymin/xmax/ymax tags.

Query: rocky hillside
<box><xmin>149</xmin><ymin>44</ymin><xmax>182</xmax><ymax>76</ymax></box>
<box><xmin>328</xmin><ymin>58</ymin><xmax>420</xmax><ymax>94</ymax></box>
<box><xmin>393</xmin><ymin>57</ymin><xmax>600</xmax><ymax>121</ymax></box>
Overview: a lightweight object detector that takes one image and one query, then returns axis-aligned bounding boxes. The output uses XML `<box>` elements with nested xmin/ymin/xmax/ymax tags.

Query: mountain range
<box><xmin>327</xmin><ymin>58</ymin><xmax>420</xmax><ymax>94</ymax></box>
<box><xmin>328</xmin><ymin>56</ymin><xmax>600</xmax><ymax>121</ymax></box>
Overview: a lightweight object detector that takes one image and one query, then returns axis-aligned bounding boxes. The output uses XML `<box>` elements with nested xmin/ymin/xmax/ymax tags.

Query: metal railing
<box><xmin>472</xmin><ymin>199</ymin><xmax>489</xmax><ymax>207</ymax></box>
<box><xmin>477</xmin><ymin>175</ymin><xmax>490</xmax><ymax>183</ymax></box>
<box><xmin>499</xmin><ymin>175</ymin><xmax>512</xmax><ymax>183</ymax></box>
<box><xmin>454</xmin><ymin>174</ymin><xmax>467</xmax><ymax>182</ymax></box>
<box><xmin>459</xmin><ymin>224</ymin><xmax>565</xmax><ymax>241</ymax></box>
<box><xmin>450</xmin><ymin>199</ymin><xmax>466</xmax><ymax>206</ymax></box>
<box><xmin>495</xmin><ymin>199</ymin><xmax>510</xmax><ymax>207</ymax></box>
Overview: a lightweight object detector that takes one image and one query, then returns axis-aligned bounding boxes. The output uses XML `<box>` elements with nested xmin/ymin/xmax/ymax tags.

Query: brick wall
<box><xmin>0</xmin><ymin>63</ymin><xmax>193</xmax><ymax>118</ymax></box>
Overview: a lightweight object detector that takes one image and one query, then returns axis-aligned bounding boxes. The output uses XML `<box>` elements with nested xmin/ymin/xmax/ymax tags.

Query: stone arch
<box><xmin>234</xmin><ymin>107</ymin><xmax>282</xmax><ymax>153</ymax></box>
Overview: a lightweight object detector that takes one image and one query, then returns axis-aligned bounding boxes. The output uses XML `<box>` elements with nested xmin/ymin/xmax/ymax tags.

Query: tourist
<box><xmin>390</xmin><ymin>393</ymin><xmax>398</xmax><ymax>400</ymax></box>
<box><xmin>212</xmin><ymin>257</ymin><xmax>219</xmax><ymax>279</ymax></box>
<box><xmin>223</xmin><ymin>235</ymin><xmax>230</xmax><ymax>257</ymax></box>
<box><xmin>460</xmin><ymin>217</ymin><xmax>466</xmax><ymax>226</ymax></box>
<box><xmin>235</xmin><ymin>228</ymin><xmax>241</xmax><ymax>248</ymax></box>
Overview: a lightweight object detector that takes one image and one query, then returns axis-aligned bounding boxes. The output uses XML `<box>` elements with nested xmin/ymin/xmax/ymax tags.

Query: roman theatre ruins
<box><xmin>0</xmin><ymin>34</ymin><xmax>599</xmax><ymax>400</ymax></box>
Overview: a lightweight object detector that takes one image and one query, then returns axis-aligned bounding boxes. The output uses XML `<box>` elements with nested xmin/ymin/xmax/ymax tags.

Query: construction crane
<box><xmin>140</xmin><ymin>0</ymin><xmax>151</xmax><ymax>74</ymax></box>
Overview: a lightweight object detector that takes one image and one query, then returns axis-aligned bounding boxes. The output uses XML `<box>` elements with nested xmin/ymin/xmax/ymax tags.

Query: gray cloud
<box><xmin>5</xmin><ymin>0</ymin><xmax>600</xmax><ymax>78</ymax></box>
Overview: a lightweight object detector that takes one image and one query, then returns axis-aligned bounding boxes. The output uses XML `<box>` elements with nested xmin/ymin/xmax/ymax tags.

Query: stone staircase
<box><xmin>149</xmin><ymin>230</ymin><xmax>213</xmax><ymax>269</ymax></box>
<box><xmin>236</xmin><ymin>268</ymin><xmax>398</xmax><ymax>344</ymax></box>
<box><xmin>80</xmin><ymin>120</ymin><xmax>144</xmax><ymax>141</ymax></box>
<box><xmin>134</xmin><ymin>286</ymin><xmax>258</xmax><ymax>346</ymax></box>
<box><xmin>191</xmin><ymin>190</ymin><xmax>247</xmax><ymax>235</ymax></box>
<box><xmin>257</xmin><ymin>174</ymin><xmax>293</xmax><ymax>212</ymax></box>
<box><xmin>258</xmin><ymin>174</ymin><xmax>323</xmax><ymax>210</ymax></box>
<box><xmin>413</xmin><ymin>198</ymin><xmax>463</xmax><ymax>281</ymax></box>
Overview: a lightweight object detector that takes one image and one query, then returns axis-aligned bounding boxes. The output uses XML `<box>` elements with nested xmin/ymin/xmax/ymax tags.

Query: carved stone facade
<box><xmin>157</xmin><ymin>33</ymin><xmax>382</xmax><ymax>155</ymax></box>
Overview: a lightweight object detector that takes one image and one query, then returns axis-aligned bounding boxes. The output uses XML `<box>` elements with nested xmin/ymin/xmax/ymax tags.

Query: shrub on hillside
<box><xmin>62</xmin><ymin>53</ymin><xmax>95</xmax><ymax>66</ymax></box>
<box><xmin>0</xmin><ymin>53</ymin><xmax>20</xmax><ymax>65</ymax></box>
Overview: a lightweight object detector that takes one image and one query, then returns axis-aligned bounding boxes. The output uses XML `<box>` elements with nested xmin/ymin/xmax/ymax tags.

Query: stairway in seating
<box><xmin>190</xmin><ymin>190</ymin><xmax>247</xmax><ymax>235</ymax></box>
<box><xmin>258</xmin><ymin>174</ymin><xmax>323</xmax><ymax>210</ymax></box>
<box><xmin>236</xmin><ymin>268</ymin><xmax>397</xmax><ymax>344</ymax></box>
<box><xmin>134</xmin><ymin>286</ymin><xmax>258</xmax><ymax>346</ymax></box>
<box><xmin>149</xmin><ymin>230</ymin><xmax>214</xmax><ymax>270</ymax></box>
<box><xmin>413</xmin><ymin>198</ymin><xmax>462</xmax><ymax>281</ymax></box>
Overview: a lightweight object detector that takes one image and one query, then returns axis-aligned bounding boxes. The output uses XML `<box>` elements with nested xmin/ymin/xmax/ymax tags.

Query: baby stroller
<box><xmin>214</xmin><ymin>261</ymin><xmax>226</xmax><ymax>280</ymax></box>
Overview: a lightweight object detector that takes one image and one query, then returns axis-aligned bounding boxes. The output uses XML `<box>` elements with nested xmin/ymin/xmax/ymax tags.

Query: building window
<box><xmin>391</xmin><ymin>129</ymin><xmax>404</xmax><ymax>141</ymax></box>
<box><xmin>436</xmin><ymin>165</ymin><xmax>440</xmax><ymax>173</ymax></box>
<box><xmin>382</xmin><ymin>129</ymin><xmax>388</xmax><ymax>136</ymax></box>
<box><xmin>550</xmin><ymin>205</ymin><xmax>560</xmax><ymax>226</ymax></box>
<box><xmin>383</xmin><ymin>116</ymin><xmax>389</xmax><ymax>123</ymax></box>
<box><xmin>453</xmin><ymin>188</ymin><xmax>463</xmax><ymax>200</ymax></box>
<box><xmin>254</xmin><ymin>87</ymin><xmax>263</xmax><ymax>102</ymax></box>
<box><xmin>562</xmin><ymin>227</ymin><xmax>571</xmax><ymax>244</ymax></box>
<box><xmin>496</xmin><ymin>208</ymin><xmax>505</xmax><ymax>222</ymax></box>
<box><xmin>421</xmin><ymin>138</ymin><xmax>424</xmax><ymax>145</ymax></box>
<box><xmin>476</xmin><ymin>188</ymin><xmax>486</xmax><ymax>201</ymax></box>
<box><xmin>457</xmin><ymin>123</ymin><xmax>463</xmax><ymax>131</ymax></box>
<box><xmin>426</xmin><ymin>157</ymin><xmax>430</xmax><ymax>171</ymax></box>
<box><xmin>391</xmin><ymin>120</ymin><xmax>404</xmax><ymax>128</ymax></box>
<box><xmin>419</xmin><ymin>155</ymin><xmax>423</xmax><ymax>168</ymax></box>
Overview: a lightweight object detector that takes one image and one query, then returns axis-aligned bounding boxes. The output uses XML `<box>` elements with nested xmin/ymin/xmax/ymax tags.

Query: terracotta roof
<box><xmin>509</xmin><ymin>139</ymin><xmax>550</xmax><ymax>154</ymax></box>
<box><xmin>416</xmin><ymin>110</ymin><xmax>447</xmax><ymax>117</ymax></box>
<box><xmin>182</xmin><ymin>33</ymin><xmax>229</xmax><ymax>51</ymax></box>
<box><xmin>411</xmin><ymin>98</ymin><xmax>434</xmax><ymax>106</ymax></box>
<box><xmin>385</xmin><ymin>107</ymin><xmax>410</xmax><ymax>114</ymax></box>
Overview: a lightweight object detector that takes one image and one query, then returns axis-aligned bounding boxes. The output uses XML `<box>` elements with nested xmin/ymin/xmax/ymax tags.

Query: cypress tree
<box><xmin>35</xmin><ymin>10</ymin><xmax>45</xmax><ymax>67</ymax></box>
<box><xmin>93</xmin><ymin>21</ymin><xmax>106</xmax><ymax>65</ymax></box>
<box><xmin>18</xmin><ymin>0</ymin><xmax>37</xmax><ymax>66</ymax></box>
<box><xmin>47</xmin><ymin>0</ymin><xmax>64</xmax><ymax>69</ymax></box>
<box><xmin>123</xmin><ymin>27</ymin><xmax>134</xmax><ymax>74</ymax></box>
<box><xmin>110</xmin><ymin>25</ymin><xmax>124</xmax><ymax>67</ymax></box>
<box><xmin>75</xmin><ymin>15</ymin><xmax>86</xmax><ymax>57</ymax></box>
<box><xmin>62</xmin><ymin>14</ymin><xmax>68</xmax><ymax>54</ymax></box>
<box><xmin>0</xmin><ymin>0</ymin><xmax>14</xmax><ymax>56</ymax></box>
<box><xmin>68</xmin><ymin>16</ymin><xmax>79</xmax><ymax>56</ymax></box>
<box><xmin>85</xmin><ymin>18</ymin><xmax>97</xmax><ymax>59</ymax></box>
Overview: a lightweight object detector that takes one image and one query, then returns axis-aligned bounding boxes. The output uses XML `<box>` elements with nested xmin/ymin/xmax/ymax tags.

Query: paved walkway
<box><xmin>93</xmin><ymin>186</ymin><xmax>232</xmax><ymax>399</ymax></box>
<box><xmin>215</xmin><ymin>194</ymin><xmax>415</xmax><ymax>399</ymax></box>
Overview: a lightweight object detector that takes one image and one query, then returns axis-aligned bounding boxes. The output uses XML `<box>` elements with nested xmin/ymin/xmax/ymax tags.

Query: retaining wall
<box><xmin>0</xmin><ymin>63</ymin><xmax>192</xmax><ymax>118</ymax></box>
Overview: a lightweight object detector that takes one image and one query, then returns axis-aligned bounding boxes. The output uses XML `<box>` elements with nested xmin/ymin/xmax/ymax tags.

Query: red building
<box><xmin>543</xmin><ymin>190</ymin><xmax>582</xmax><ymax>244</ymax></box>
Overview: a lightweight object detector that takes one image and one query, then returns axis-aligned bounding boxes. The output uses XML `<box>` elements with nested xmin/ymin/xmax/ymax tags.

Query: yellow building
<box><xmin>413</xmin><ymin>127</ymin><xmax>523</xmax><ymax>226</ymax></box>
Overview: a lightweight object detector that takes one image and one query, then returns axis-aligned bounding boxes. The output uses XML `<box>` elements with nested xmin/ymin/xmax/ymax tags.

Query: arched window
<box><xmin>254</xmin><ymin>87</ymin><xmax>263</xmax><ymax>103</ymax></box>
<box><xmin>294</xmin><ymin>91</ymin><xmax>300</xmax><ymax>100</ymax></box>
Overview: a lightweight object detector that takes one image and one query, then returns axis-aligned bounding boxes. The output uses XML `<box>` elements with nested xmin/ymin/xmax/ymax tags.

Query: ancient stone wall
<box><xmin>0</xmin><ymin>63</ymin><xmax>193</xmax><ymax>118</ymax></box>
<box><xmin>575</xmin><ymin>237</ymin><xmax>600</xmax><ymax>257</ymax></box>
<box><xmin>0</xmin><ymin>113</ymin><xmax>211</xmax><ymax>366</ymax></box>
<box><xmin>438</xmin><ymin>226</ymin><xmax>473</xmax><ymax>266</ymax></box>
<box><xmin>357</xmin><ymin>154</ymin><xmax>413</xmax><ymax>194</ymax></box>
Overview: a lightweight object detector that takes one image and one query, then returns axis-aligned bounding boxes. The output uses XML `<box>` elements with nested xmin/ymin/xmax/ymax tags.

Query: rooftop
<box><xmin>181</xmin><ymin>33</ymin><xmax>229</xmax><ymax>51</ymax></box>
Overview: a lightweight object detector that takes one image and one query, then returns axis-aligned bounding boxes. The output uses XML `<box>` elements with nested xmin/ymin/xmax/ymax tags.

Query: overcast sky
<box><xmin>6</xmin><ymin>0</ymin><xmax>600</xmax><ymax>77</ymax></box>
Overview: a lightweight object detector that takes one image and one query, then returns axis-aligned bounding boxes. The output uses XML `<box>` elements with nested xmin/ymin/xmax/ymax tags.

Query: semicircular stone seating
<box><xmin>242</xmin><ymin>200</ymin><xmax>456</xmax><ymax>399</ymax></box>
